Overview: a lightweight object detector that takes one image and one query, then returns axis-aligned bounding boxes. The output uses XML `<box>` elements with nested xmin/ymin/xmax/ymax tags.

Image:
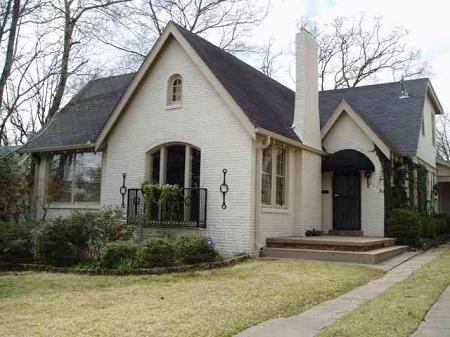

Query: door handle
<box><xmin>334</xmin><ymin>194</ymin><xmax>341</xmax><ymax>197</ymax></box>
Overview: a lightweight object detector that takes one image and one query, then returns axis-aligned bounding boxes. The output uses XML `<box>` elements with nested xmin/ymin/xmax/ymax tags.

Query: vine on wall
<box><xmin>375</xmin><ymin>146</ymin><xmax>430</xmax><ymax>219</ymax></box>
<box><xmin>416</xmin><ymin>166</ymin><xmax>428</xmax><ymax>215</ymax></box>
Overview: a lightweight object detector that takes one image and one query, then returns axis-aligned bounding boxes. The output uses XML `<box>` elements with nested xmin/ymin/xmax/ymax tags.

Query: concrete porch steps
<box><xmin>261</xmin><ymin>245</ymin><xmax>408</xmax><ymax>265</ymax></box>
<box><xmin>266</xmin><ymin>236</ymin><xmax>396</xmax><ymax>252</ymax></box>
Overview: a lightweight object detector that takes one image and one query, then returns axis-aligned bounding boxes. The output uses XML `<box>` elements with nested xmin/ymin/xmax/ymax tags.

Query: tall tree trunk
<box><xmin>46</xmin><ymin>1</ymin><xmax>73</xmax><ymax>121</ymax></box>
<box><xmin>0</xmin><ymin>0</ymin><xmax>20</xmax><ymax>143</ymax></box>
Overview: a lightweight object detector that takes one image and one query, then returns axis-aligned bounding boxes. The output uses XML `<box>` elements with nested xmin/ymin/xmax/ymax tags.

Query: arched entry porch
<box><xmin>323</xmin><ymin>149</ymin><xmax>375</xmax><ymax>233</ymax></box>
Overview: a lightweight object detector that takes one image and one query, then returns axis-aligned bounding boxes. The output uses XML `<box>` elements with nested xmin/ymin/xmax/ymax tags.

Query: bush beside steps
<box><xmin>387</xmin><ymin>208</ymin><xmax>450</xmax><ymax>248</ymax></box>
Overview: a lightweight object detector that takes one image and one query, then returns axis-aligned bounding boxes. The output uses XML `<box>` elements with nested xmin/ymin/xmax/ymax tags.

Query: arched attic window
<box><xmin>167</xmin><ymin>74</ymin><xmax>183</xmax><ymax>106</ymax></box>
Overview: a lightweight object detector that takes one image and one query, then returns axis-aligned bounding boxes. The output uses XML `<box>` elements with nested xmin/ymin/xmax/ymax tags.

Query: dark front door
<box><xmin>333</xmin><ymin>172</ymin><xmax>361</xmax><ymax>230</ymax></box>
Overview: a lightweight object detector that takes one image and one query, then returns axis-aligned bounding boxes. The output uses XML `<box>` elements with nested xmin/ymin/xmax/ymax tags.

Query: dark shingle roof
<box><xmin>21</xmin><ymin>23</ymin><xmax>434</xmax><ymax>157</ymax></box>
<box><xmin>21</xmin><ymin>73</ymin><xmax>134</xmax><ymax>151</ymax></box>
<box><xmin>0</xmin><ymin>146</ymin><xmax>19</xmax><ymax>156</ymax></box>
<box><xmin>319</xmin><ymin>78</ymin><xmax>431</xmax><ymax>156</ymax></box>
<box><xmin>174</xmin><ymin>23</ymin><xmax>298</xmax><ymax>141</ymax></box>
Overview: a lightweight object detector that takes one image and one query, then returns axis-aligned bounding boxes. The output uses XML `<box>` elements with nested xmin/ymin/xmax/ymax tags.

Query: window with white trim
<box><xmin>167</xmin><ymin>74</ymin><xmax>182</xmax><ymax>105</ymax></box>
<box><xmin>47</xmin><ymin>152</ymin><xmax>102</xmax><ymax>203</ymax></box>
<box><xmin>261</xmin><ymin>144</ymin><xmax>287</xmax><ymax>207</ymax></box>
<box><xmin>261</xmin><ymin>147</ymin><xmax>272</xmax><ymax>204</ymax></box>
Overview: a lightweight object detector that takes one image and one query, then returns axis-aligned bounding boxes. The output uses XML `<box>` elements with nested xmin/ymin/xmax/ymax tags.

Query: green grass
<box><xmin>318</xmin><ymin>250</ymin><xmax>450</xmax><ymax>337</ymax></box>
<box><xmin>0</xmin><ymin>259</ymin><xmax>382</xmax><ymax>337</ymax></box>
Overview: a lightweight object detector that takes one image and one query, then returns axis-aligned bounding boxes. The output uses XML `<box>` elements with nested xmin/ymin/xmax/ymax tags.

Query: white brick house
<box><xmin>21</xmin><ymin>22</ymin><xmax>443</xmax><ymax>256</ymax></box>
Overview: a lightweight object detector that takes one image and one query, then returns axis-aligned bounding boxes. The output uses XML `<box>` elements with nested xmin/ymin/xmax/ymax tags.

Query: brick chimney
<box><xmin>293</xmin><ymin>29</ymin><xmax>321</xmax><ymax>150</ymax></box>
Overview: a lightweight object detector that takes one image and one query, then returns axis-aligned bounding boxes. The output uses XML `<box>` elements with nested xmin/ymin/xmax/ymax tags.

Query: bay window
<box><xmin>261</xmin><ymin>144</ymin><xmax>287</xmax><ymax>207</ymax></box>
<box><xmin>47</xmin><ymin>152</ymin><xmax>102</xmax><ymax>203</ymax></box>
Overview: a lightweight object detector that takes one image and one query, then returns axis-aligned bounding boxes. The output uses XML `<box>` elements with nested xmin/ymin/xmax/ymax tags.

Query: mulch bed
<box><xmin>0</xmin><ymin>254</ymin><xmax>249</xmax><ymax>276</ymax></box>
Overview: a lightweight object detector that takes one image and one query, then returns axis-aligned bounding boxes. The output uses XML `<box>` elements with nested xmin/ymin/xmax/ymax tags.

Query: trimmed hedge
<box><xmin>174</xmin><ymin>235</ymin><xmax>217</xmax><ymax>264</ymax></box>
<box><xmin>137</xmin><ymin>237</ymin><xmax>175</xmax><ymax>268</ymax></box>
<box><xmin>387</xmin><ymin>208</ymin><xmax>450</xmax><ymax>248</ymax></box>
<box><xmin>0</xmin><ymin>220</ymin><xmax>38</xmax><ymax>262</ymax></box>
<box><xmin>100</xmin><ymin>241</ymin><xmax>138</xmax><ymax>269</ymax></box>
<box><xmin>33</xmin><ymin>218</ymin><xmax>90</xmax><ymax>266</ymax></box>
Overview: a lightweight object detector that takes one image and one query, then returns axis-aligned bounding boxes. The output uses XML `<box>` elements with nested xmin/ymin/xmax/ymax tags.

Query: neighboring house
<box><xmin>19</xmin><ymin>22</ymin><xmax>443</xmax><ymax>256</ymax></box>
<box><xmin>437</xmin><ymin>159</ymin><xmax>450</xmax><ymax>215</ymax></box>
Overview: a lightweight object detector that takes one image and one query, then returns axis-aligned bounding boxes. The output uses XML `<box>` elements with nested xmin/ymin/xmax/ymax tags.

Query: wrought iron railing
<box><xmin>127</xmin><ymin>187</ymin><xmax>207</xmax><ymax>228</ymax></box>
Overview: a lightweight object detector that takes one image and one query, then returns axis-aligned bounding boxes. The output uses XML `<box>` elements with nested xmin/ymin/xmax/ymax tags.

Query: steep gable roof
<box><xmin>20</xmin><ymin>23</ymin><xmax>440</xmax><ymax>157</ymax></box>
<box><xmin>319</xmin><ymin>78</ymin><xmax>439</xmax><ymax>157</ymax></box>
<box><xmin>173</xmin><ymin>23</ymin><xmax>298</xmax><ymax>141</ymax></box>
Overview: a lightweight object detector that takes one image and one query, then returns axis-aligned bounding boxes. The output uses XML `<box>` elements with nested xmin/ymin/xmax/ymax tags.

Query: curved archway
<box><xmin>323</xmin><ymin>149</ymin><xmax>375</xmax><ymax>173</ymax></box>
<box><xmin>147</xmin><ymin>142</ymin><xmax>201</xmax><ymax>188</ymax></box>
<box><xmin>323</xmin><ymin>149</ymin><xmax>375</xmax><ymax>233</ymax></box>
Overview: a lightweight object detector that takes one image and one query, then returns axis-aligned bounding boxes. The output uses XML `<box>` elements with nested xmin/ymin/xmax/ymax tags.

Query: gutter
<box><xmin>255</xmin><ymin>127</ymin><xmax>325</xmax><ymax>156</ymax></box>
<box><xmin>17</xmin><ymin>143</ymin><xmax>95</xmax><ymax>154</ymax></box>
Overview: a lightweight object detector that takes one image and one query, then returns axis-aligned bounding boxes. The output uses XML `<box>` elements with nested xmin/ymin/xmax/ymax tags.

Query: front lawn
<box><xmin>318</xmin><ymin>249</ymin><xmax>450</xmax><ymax>337</ymax></box>
<box><xmin>0</xmin><ymin>259</ymin><xmax>382</xmax><ymax>337</ymax></box>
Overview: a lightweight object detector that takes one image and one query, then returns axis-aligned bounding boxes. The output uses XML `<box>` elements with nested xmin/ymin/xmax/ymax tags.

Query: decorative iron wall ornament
<box><xmin>220</xmin><ymin>169</ymin><xmax>229</xmax><ymax>209</ymax></box>
<box><xmin>120</xmin><ymin>173</ymin><xmax>127</xmax><ymax>208</ymax></box>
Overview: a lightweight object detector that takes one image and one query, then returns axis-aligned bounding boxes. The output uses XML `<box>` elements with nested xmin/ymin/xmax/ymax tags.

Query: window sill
<box><xmin>166</xmin><ymin>103</ymin><xmax>182</xmax><ymax>110</ymax></box>
<box><xmin>261</xmin><ymin>206</ymin><xmax>290</xmax><ymax>214</ymax></box>
<box><xmin>45</xmin><ymin>202</ymin><xmax>101</xmax><ymax>210</ymax></box>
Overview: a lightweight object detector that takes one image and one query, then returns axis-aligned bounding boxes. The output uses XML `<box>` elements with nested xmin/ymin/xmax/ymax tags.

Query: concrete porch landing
<box><xmin>261</xmin><ymin>236</ymin><xmax>407</xmax><ymax>264</ymax></box>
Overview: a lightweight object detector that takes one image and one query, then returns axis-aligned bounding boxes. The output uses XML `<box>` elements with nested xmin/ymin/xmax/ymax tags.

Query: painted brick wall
<box><xmin>322</xmin><ymin>113</ymin><xmax>385</xmax><ymax>237</ymax></box>
<box><xmin>101</xmin><ymin>38</ymin><xmax>255</xmax><ymax>256</ymax></box>
<box><xmin>298</xmin><ymin>150</ymin><xmax>322</xmax><ymax>233</ymax></box>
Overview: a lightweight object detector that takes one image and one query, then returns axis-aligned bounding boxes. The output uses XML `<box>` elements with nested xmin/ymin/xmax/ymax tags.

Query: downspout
<box><xmin>254</xmin><ymin>135</ymin><xmax>271</xmax><ymax>255</ymax></box>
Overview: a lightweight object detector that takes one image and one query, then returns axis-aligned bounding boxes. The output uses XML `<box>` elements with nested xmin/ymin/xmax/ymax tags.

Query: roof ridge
<box><xmin>320</xmin><ymin>78</ymin><xmax>430</xmax><ymax>93</ymax></box>
<box><xmin>89</xmin><ymin>72</ymin><xmax>136</xmax><ymax>82</ymax></box>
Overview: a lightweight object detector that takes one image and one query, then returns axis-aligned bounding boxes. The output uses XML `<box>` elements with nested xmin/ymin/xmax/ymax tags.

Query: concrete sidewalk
<box><xmin>411</xmin><ymin>286</ymin><xmax>450</xmax><ymax>337</ymax></box>
<box><xmin>234</xmin><ymin>246</ymin><xmax>448</xmax><ymax>337</ymax></box>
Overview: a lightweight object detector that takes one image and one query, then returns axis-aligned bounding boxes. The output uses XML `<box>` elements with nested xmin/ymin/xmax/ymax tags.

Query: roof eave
<box><xmin>18</xmin><ymin>143</ymin><xmax>95</xmax><ymax>154</ymax></box>
<box><xmin>426</xmin><ymin>80</ymin><xmax>444</xmax><ymax>114</ymax></box>
<box><xmin>255</xmin><ymin>127</ymin><xmax>324</xmax><ymax>155</ymax></box>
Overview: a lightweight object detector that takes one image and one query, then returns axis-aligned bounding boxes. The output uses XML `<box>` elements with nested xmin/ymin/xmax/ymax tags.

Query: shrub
<box><xmin>0</xmin><ymin>153</ymin><xmax>31</xmax><ymax>221</ymax></box>
<box><xmin>420</xmin><ymin>217</ymin><xmax>439</xmax><ymax>240</ymax></box>
<box><xmin>0</xmin><ymin>220</ymin><xmax>38</xmax><ymax>262</ymax></box>
<box><xmin>68</xmin><ymin>208</ymin><xmax>136</xmax><ymax>259</ymax></box>
<box><xmin>433</xmin><ymin>214</ymin><xmax>450</xmax><ymax>235</ymax></box>
<box><xmin>100</xmin><ymin>241</ymin><xmax>138</xmax><ymax>269</ymax></box>
<box><xmin>33</xmin><ymin>218</ymin><xmax>90</xmax><ymax>266</ymax></box>
<box><xmin>137</xmin><ymin>237</ymin><xmax>175</xmax><ymax>268</ymax></box>
<box><xmin>387</xmin><ymin>208</ymin><xmax>420</xmax><ymax>246</ymax></box>
<box><xmin>174</xmin><ymin>235</ymin><xmax>217</xmax><ymax>265</ymax></box>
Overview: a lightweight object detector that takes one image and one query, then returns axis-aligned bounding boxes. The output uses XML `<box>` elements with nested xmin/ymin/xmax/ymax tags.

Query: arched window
<box><xmin>148</xmin><ymin>143</ymin><xmax>200</xmax><ymax>188</ymax></box>
<box><xmin>167</xmin><ymin>74</ymin><xmax>182</xmax><ymax>105</ymax></box>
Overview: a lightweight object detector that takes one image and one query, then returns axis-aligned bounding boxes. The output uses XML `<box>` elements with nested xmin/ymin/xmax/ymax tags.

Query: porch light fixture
<box><xmin>364</xmin><ymin>170</ymin><xmax>372</xmax><ymax>188</ymax></box>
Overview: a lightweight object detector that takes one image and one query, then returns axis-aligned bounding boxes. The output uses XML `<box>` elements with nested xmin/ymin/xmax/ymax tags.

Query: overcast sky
<box><xmin>246</xmin><ymin>0</ymin><xmax>449</xmax><ymax>112</ymax></box>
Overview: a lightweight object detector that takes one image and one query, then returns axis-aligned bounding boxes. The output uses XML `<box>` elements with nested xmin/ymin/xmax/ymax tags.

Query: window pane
<box><xmin>172</xmin><ymin>78</ymin><xmax>182</xmax><ymax>102</ymax></box>
<box><xmin>166</xmin><ymin>145</ymin><xmax>185</xmax><ymax>187</ymax></box>
<box><xmin>47</xmin><ymin>154</ymin><xmax>74</xmax><ymax>202</ymax></box>
<box><xmin>152</xmin><ymin>151</ymin><xmax>160</xmax><ymax>184</ymax></box>
<box><xmin>261</xmin><ymin>147</ymin><xmax>272</xmax><ymax>204</ymax></box>
<box><xmin>74</xmin><ymin>153</ymin><xmax>102</xmax><ymax>202</ymax></box>
<box><xmin>276</xmin><ymin>146</ymin><xmax>286</xmax><ymax>206</ymax></box>
<box><xmin>191</xmin><ymin>148</ymin><xmax>201</xmax><ymax>188</ymax></box>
